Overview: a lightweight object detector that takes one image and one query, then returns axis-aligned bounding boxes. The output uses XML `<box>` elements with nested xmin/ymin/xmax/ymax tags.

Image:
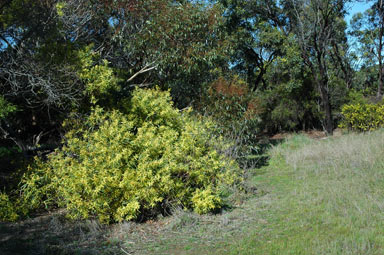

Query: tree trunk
<box><xmin>378</xmin><ymin>0</ymin><xmax>384</xmax><ymax>98</ymax></box>
<box><xmin>378</xmin><ymin>64</ymin><xmax>384</xmax><ymax>98</ymax></box>
<box><xmin>332</xmin><ymin>43</ymin><xmax>353</xmax><ymax>89</ymax></box>
<box><xmin>253</xmin><ymin>68</ymin><xmax>265</xmax><ymax>91</ymax></box>
<box><xmin>316</xmin><ymin>55</ymin><xmax>334</xmax><ymax>135</ymax></box>
<box><xmin>301</xmin><ymin>52</ymin><xmax>334</xmax><ymax>135</ymax></box>
<box><xmin>319</xmin><ymin>85</ymin><xmax>333</xmax><ymax>135</ymax></box>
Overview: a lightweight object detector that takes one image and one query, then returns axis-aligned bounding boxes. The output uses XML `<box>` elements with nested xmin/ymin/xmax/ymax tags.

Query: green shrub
<box><xmin>19</xmin><ymin>88</ymin><xmax>239</xmax><ymax>223</ymax></box>
<box><xmin>346</xmin><ymin>89</ymin><xmax>369</xmax><ymax>105</ymax></box>
<box><xmin>339</xmin><ymin>102</ymin><xmax>384</xmax><ymax>131</ymax></box>
<box><xmin>0</xmin><ymin>96</ymin><xmax>17</xmax><ymax>119</ymax></box>
<box><xmin>0</xmin><ymin>192</ymin><xmax>18</xmax><ymax>221</ymax></box>
<box><xmin>198</xmin><ymin>76</ymin><xmax>262</xmax><ymax>164</ymax></box>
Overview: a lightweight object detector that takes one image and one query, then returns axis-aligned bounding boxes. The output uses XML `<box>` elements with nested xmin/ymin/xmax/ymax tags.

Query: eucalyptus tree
<box><xmin>108</xmin><ymin>0</ymin><xmax>230</xmax><ymax>107</ymax></box>
<box><xmin>351</xmin><ymin>0</ymin><xmax>384</xmax><ymax>98</ymax></box>
<box><xmin>282</xmin><ymin>0</ymin><xmax>350</xmax><ymax>135</ymax></box>
<box><xmin>213</xmin><ymin>0</ymin><xmax>288</xmax><ymax>91</ymax></box>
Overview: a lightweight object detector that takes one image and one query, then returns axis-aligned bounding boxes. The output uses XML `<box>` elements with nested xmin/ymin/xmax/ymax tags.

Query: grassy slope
<box><xmin>230</xmin><ymin>131</ymin><xmax>384</xmax><ymax>255</ymax></box>
<box><xmin>137</xmin><ymin>130</ymin><xmax>384</xmax><ymax>255</ymax></box>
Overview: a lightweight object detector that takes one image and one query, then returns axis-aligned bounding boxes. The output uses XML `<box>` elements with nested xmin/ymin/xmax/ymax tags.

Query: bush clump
<box><xmin>0</xmin><ymin>192</ymin><xmax>18</xmax><ymax>221</ymax></box>
<box><xmin>198</xmin><ymin>76</ymin><xmax>262</xmax><ymax>162</ymax></box>
<box><xmin>339</xmin><ymin>102</ymin><xmax>384</xmax><ymax>131</ymax></box>
<box><xmin>19</xmin><ymin>88</ymin><xmax>239</xmax><ymax>223</ymax></box>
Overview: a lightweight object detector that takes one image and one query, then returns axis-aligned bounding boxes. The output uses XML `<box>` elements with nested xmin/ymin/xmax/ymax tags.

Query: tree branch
<box><xmin>127</xmin><ymin>62</ymin><xmax>157</xmax><ymax>82</ymax></box>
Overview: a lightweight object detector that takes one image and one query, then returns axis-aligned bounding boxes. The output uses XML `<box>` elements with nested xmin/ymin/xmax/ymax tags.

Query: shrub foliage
<box><xmin>16</xmin><ymin>89</ymin><xmax>239</xmax><ymax>223</ymax></box>
<box><xmin>339</xmin><ymin>102</ymin><xmax>384</xmax><ymax>131</ymax></box>
<box><xmin>0</xmin><ymin>192</ymin><xmax>18</xmax><ymax>221</ymax></box>
<box><xmin>199</xmin><ymin>76</ymin><xmax>262</xmax><ymax>162</ymax></box>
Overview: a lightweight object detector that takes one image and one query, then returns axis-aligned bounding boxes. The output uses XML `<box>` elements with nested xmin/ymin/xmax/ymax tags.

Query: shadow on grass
<box><xmin>238</xmin><ymin>138</ymin><xmax>285</xmax><ymax>170</ymax></box>
<box><xmin>0</xmin><ymin>212</ymin><xmax>117</xmax><ymax>255</ymax></box>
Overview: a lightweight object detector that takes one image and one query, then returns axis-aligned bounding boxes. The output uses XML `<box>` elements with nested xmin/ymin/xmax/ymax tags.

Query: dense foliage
<box><xmin>198</xmin><ymin>76</ymin><xmax>262</xmax><ymax>163</ymax></box>
<box><xmin>340</xmin><ymin>102</ymin><xmax>384</xmax><ymax>131</ymax></box>
<box><xmin>12</xmin><ymin>89</ymin><xmax>239</xmax><ymax>223</ymax></box>
<box><xmin>0</xmin><ymin>192</ymin><xmax>18</xmax><ymax>221</ymax></box>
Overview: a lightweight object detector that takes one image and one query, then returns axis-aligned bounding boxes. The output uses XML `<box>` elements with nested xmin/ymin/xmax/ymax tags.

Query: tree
<box><xmin>283</xmin><ymin>0</ymin><xmax>349</xmax><ymax>135</ymax></box>
<box><xmin>0</xmin><ymin>0</ymin><xmax>118</xmax><ymax>155</ymax></box>
<box><xmin>262</xmin><ymin>34</ymin><xmax>323</xmax><ymax>132</ymax></box>
<box><xmin>0</xmin><ymin>0</ymin><xmax>229</xmax><ymax>155</ymax></box>
<box><xmin>108</xmin><ymin>0</ymin><xmax>230</xmax><ymax>107</ymax></box>
<box><xmin>214</xmin><ymin>0</ymin><xmax>287</xmax><ymax>91</ymax></box>
<box><xmin>351</xmin><ymin>0</ymin><xmax>384</xmax><ymax>98</ymax></box>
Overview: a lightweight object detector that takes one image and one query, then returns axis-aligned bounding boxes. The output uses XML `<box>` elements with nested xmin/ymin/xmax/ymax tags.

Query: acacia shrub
<box><xmin>0</xmin><ymin>192</ymin><xmax>18</xmax><ymax>221</ymax></box>
<box><xmin>339</xmin><ymin>102</ymin><xmax>384</xmax><ymax>131</ymax></box>
<box><xmin>18</xmin><ymin>88</ymin><xmax>239</xmax><ymax>223</ymax></box>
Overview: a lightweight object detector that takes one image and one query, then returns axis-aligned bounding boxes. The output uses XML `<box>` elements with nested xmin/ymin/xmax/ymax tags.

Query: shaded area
<box><xmin>238</xmin><ymin>136</ymin><xmax>285</xmax><ymax>170</ymax></box>
<box><xmin>0</xmin><ymin>211</ymin><xmax>118</xmax><ymax>255</ymax></box>
<box><xmin>0</xmin><ymin>143</ymin><xmax>27</xmax><ymax>192</ymax></box>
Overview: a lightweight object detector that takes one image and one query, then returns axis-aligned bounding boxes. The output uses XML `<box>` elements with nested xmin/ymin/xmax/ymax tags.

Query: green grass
<box><xmin>229</xmin><ymin>131</ymin><xmax>384</xmax><ymax>255</ymax></box>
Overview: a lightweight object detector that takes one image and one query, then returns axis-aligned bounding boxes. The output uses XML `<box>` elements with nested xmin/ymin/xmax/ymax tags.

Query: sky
<box><xmin>344</xmin><ymin>1</ymin><xmax>373</xmax><ymax>63</ymax></box>
<box><xmin>345</xmin><ymin>1</ymin><xmax>372</xmax><ymax>25</ymax></box>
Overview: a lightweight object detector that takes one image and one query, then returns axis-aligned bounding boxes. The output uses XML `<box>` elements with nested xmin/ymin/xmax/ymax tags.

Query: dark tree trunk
<box><xmin>378</xmin><ymin>65</ymin><xmax>383</xmax><ymax>98</ymax></box>
<box><xmin>377</xmin><ymin>0</ymin><xmax>384</xmax><ymax>98</ymax></box>
<box><xmin>303</xmin><ymin>50</ymin><xmax>334</xmax><ymax>135</ymax></box>
<box><xmin>377</xmin><ymin>37</ymin><xmax>383</xmax><ymax>98</ymax></box>
<box><xmin>253</xmin><ymin>67</ymin><xmax>266</xmax><ymax>91</ymax></box>
<box><xmin>318</xmin><ymin>58</ymin><xmax>333</xmax><ymax>136</ymax></box>
<box><xmin>319</xmin><ymin>84</ymin><xmax>333</xmax><ymax>135</ymax></box>
<box><xmin>289</xmin><ymin>0</ymin><xmax>346</xmax><ymax>135</ymax></box>
<box><xmin>331</xmin><ymin>43</ymin><xmax>353</xmax><ymax>89</ymax></box>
